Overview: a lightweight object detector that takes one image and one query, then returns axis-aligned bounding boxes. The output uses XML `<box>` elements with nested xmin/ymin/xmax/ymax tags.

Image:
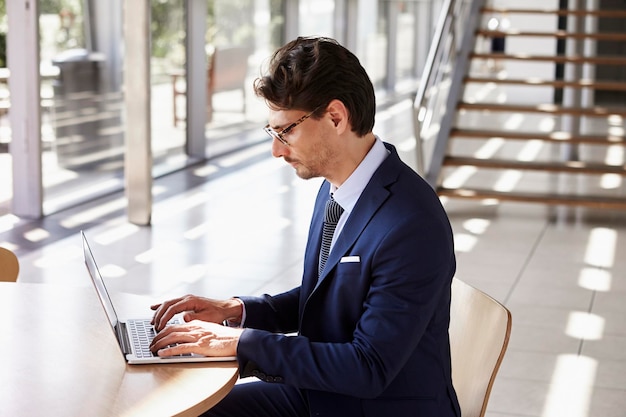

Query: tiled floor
<box><xmin>2</xmin><ymin>93</ymin><xmax>626</xmax><ymax>417</ymax></box>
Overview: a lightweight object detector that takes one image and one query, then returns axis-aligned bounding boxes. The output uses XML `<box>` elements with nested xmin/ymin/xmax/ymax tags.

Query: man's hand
<box><xmin>150</xmin><ymin>295</ymin><xmax>243</xmax><ymax>331</ymax></box>
<box><xmin>149</xmin><ymin>320</ymin><xmax>243</xmax><ymax>357</ymax></box>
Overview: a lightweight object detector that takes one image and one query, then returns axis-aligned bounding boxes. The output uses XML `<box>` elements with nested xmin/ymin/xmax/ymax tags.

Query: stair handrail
<box><xmin>412</xmin><ymin>0</ymin><xmax>456</xmax><ymax>176</ymax></box>
<box><xmin>413</xmin><ymin>0</ymin><xmax>486</xmax><ymax>184</ymax></box>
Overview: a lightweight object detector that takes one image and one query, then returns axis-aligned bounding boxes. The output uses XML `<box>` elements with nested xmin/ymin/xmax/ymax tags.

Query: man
<box><xmin>150</xmin><ymin>36</ymin><xmax>461</xmax><ymax>417</ymax></box>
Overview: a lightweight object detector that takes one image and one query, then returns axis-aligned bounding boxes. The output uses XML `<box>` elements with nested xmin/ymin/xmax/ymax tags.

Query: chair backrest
<box><xmin>208</xmin><ymin>46</ymin><xmax>251</xmax><ymax>93</ymax></box>
<box><xmin>0</xmin><ymin>247</ymin><xmax>20</xmax><ymax>282</ymax></box>
<box><xmin>449</xmin><ymin>278</ymin><xmax>512</xmax><ymax>417</ymax></box>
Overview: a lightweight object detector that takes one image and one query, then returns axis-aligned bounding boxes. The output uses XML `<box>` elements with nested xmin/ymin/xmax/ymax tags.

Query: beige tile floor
<box><xmin>2</xmin><ymin>93</ymin><xmax>626</xmax><ymax>417</ymax></box>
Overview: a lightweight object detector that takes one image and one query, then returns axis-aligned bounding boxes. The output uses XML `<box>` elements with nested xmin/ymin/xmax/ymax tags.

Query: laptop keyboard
<box><xmin>127</xmin><ymin>318</ymin><xmax>192</xmax><ymax>358</ymax></box>
<box><xmin>127</xmin><ymin>319</ymin><xmax>158</xmax><ymax>358</ymax></box>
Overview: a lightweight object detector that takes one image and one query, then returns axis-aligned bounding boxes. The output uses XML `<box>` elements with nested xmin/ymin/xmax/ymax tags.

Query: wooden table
<box><xmin>0</xmin><ymin>282</ymin><xmax>239</xmax><ymax>417</ymax></box>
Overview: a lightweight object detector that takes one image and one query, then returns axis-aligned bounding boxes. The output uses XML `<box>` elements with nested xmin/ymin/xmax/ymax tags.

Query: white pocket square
<box><xmin>340</xmin><ymin>256</ymin><xmax>360</xmax><ymax>263</ymax></box>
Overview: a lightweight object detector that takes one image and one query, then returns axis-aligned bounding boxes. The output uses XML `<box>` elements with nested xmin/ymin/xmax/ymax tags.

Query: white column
<box><xmin>124</xmin><ymin>1</ymin><xmax>152</xmax><ymax>225</ymax></box>
<box><xmin>7</xmin><ymin>0</ymin><xmax>43</xmax><ymax>218</ymax></box>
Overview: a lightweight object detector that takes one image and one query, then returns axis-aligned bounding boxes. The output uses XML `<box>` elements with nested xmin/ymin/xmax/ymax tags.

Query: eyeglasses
<box><xmin>263</xmin><ymin>106</ymin><xmax>322</xmax><ymax>146</ymax></box>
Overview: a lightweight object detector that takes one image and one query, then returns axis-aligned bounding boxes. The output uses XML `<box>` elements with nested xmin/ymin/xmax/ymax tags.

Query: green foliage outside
<box><xmin>207</xmin><ymin>0</ymin><xmax>255</xmax><ymax>48</ymax></box>
<box><xmin>151</xmin><ymin>0</ymin><xmax>258</xmax><ymax>60</ymax></box>
<box><xmin>151</xmin><ymin>0</ymin><xmax>186</xmax><ymax>61</ymax></box>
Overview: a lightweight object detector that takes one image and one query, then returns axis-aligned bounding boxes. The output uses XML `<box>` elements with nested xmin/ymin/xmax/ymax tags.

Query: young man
<box><xmin>150</xmin><ymin>36</ymin><xmax>461</xmax><ymax>417</ymax></box>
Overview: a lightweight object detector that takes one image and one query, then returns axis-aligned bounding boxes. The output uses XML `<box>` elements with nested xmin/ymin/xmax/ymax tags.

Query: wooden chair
<box><xmin>206</xmin><ymin>46</ymin><xmax>250</xmax><ymax>122</ymax></box>
<box><xmin>0</xmin><ymin>247</ymin><xmax>20</xmax><ymax>282</ymax></box>
<box><xmin>449</xmin><ymin>278</ymin><xmax>512</xmax><ymax>417</ymax></box>
<box><xmin>171</xmin><ymin>45</ymin><xmax>251</xmax><ymax>126</ymax></box>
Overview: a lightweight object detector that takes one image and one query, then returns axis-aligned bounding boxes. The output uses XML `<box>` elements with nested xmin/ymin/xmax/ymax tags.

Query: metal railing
<box><xmin>412</xmin><ymin>0</ymin><xmax>486</xmax><ymax>186</ymax></box>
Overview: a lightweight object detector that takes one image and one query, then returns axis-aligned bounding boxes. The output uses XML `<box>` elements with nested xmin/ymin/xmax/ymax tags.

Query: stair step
<box><xmin>450</xmin><ymin>128</ymin><xmax>626</xmax><ymax>145</ymax></box>
<box><xmin>481</xmin><ymin>7</ymin><xmax>626</xmax><ymax>18</ymax></box>
<box><xmin>464</xmin><ymin>76</ymin><xmax>626</xmax><ymax>91</ymax></box>
<box><xmin>457</xmin><ymin>102</ymin><xmax>626</xmax><ymax>117</ymax></box>
<box><xmin>438</xmin><ymin>187</ymin><xmax>626</xmax><ymax>210</ymax></box>
<box><xmin>441</xmin><ymin>7</ymin><xmax>626</xmax><ymax>210</ymax></box>
<box><xmin>477</xmin><ymin>29</ymin><xmax>626</xmax><ymax>41</ymax></box>
<box><xmin>471</xmin><ymin>52</ymin><xmax>626</xmax><ymax>66</ymax></box>
<box><xmin>443</xmin><ymin>156</ymin><xmax>626</xmax><ymax>175</ymax></box>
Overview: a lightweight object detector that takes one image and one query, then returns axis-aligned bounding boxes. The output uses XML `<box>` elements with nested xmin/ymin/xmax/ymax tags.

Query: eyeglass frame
<box><xmin>263</xmin><ymin>105</ymin><xmax>323</xmax><ymax>146</ymax></box>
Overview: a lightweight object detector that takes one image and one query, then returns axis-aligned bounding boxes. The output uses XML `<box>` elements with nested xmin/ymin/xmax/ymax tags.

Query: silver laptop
<box><xmin>81</xmin><ymin>231</ymin><xmax>237</xmax><ymax>364</ymax></box>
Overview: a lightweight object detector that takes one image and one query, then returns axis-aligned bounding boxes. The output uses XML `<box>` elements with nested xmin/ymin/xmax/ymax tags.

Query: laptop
<box><xmin>81</xmin><ymin>231</ymin><xmax>237</xmax><ymax>364</ymax></box>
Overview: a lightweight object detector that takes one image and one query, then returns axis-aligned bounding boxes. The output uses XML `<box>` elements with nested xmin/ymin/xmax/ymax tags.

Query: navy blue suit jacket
<box><xmin>237</xmin><ymin>143</ymin><xmax>461</xmax><ymax>417</ymax></box>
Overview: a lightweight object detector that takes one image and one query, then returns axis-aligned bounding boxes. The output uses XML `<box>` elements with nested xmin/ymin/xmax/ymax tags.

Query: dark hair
<box><xmin>253</xmin><ymin>37</ymin><xmax>376</xmax><ymax>136</ymax></box>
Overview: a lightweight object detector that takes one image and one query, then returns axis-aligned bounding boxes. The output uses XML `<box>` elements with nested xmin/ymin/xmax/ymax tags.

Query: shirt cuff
<box><xmin>224</xmin><ymin>297</ymin><xmax>246</xmax><ymax>328</ymax></box>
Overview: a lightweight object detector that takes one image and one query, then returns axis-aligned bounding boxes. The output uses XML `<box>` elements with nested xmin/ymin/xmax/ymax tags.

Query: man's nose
<box><xmin>271</xmin><ymin>137</ymin><xmax>287</xmax><ymax>158</ymax></box>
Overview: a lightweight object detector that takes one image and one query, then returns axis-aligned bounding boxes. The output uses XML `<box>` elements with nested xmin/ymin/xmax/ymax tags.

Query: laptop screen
<box><xmin>81</xmin><ymin>231</ymin><xmax>120</xmax><ymax>331</ymax></box>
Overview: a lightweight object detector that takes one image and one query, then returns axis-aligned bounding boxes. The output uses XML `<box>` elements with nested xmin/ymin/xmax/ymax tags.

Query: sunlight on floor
<box><xmin>566</xmin><ymin>312</ymin><xmax>605</xmax><ymax>341</ymax></box>
<box><xmin>0</xmin><ymin>214</ymin><xmax>19</xmax><ymax>234</ymax></box>
<box><xmin>538</xmin><ymin>226</ymin><xmax>621</xmax><ymax>415</ymax></box>
<box><xmin>585</xmin><ymin>228</ymin><xmax>616</xmax><ymax>269</ymax></box>
<box><xmin>33</xmin><ymin>244</ymin><xmax>82</xmax><ymax>269</ymax></box>
<box><xmin>543</xmin><ymin>354</ymin><xmax>597</xmax><ymax>417</ymax></box>
<box><xmin>23</xmin><ymin>228</ymin><xmax>51</xmax><ymax>243</ymax></box>
<box><xmin>135</xmin><ymin>241</ymin><xmax>186</xmax><ymax>264</ymax></box>
<box><xmin>94</xmin><ymin>224</ymin><xmax>141</xmax><ymax>246</ymax></box>
<box><xmin>59</xmin><ymin>197</ymin><xmax>128</xmax><ymax>229</ymax></box>
<box><xmin>100</xmin><ymin>263</ymin><xmax>127</xmax><ymax>278</ymax></box>
<box><xmin>578</xmin><ymin>268</ymin><xmax>612</xmax><ymax>292</ymax></box>
<box><xmin>454</xmin><ymin>218</ymin><xmax>491</xmax><ymax>253</ymax></box>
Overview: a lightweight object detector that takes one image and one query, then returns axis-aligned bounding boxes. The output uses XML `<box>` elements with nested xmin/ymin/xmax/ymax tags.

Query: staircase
<box><xmin>432</xmin><ymin>5</ymin><xmax>626</xmax><ymax>210</ymax></box>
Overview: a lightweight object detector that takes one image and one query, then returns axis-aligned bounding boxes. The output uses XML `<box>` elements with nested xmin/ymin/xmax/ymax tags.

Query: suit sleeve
<box><xmin>237</xmin><ymin>287</ymin><xmax>301</xmax><ymax>333</ymax></box>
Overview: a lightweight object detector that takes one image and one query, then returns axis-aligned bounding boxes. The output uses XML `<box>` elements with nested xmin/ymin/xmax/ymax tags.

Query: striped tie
<box><xmin>319</xmin><ymin>196</ymin><xmax>344</xmax><ymax>277</ymax></box>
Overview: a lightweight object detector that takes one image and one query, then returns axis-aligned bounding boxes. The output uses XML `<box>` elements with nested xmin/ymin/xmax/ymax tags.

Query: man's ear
<box><xmin>326</xmin><ymin>99</ymin><xmax>349</xmax><ymax>132</ymax></box>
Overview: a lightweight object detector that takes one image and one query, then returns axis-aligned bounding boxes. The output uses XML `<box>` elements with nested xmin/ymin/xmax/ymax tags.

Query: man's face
<box><xmin>267</xmin><ymin>107</ymin><xmax>338</xmax><ymax>180</ymax></box>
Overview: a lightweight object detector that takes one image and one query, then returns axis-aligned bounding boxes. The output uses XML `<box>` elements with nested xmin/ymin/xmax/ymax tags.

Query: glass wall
<box><xmin>1</xmin><ymin>0</ymin><xmax>434</xmax><ymax>219</ymax></box>
<box><xmin>37</xmin><ymin>0</ymin><xmax>194</xmax><ymax>211</ymax></box>
<box><xmin>39</xmin><ymin>0</ymin><xmax>125</xmax><ymax>214</ymax></box>
<box><xmin>151</xmin><ymin>0</ymin><xmax>189</xmax><ymax>175</ymax></box>
<box><xmin>204</xmin><ymin>0</ymin><xmax>286</xmax><ymax>158</ymax></box>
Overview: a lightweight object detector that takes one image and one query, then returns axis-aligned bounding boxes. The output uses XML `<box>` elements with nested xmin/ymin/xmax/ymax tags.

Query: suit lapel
<box><xmin>316</xmin><ymin>183</ymin><xmax>390</xmax><ymax>285</ymax></box>
<box><xmin>300</xmin><ymin>144</ymin><xmax>404</xmax><ymax>324</ymax></box>
<box><xmin>316</xmin><ymin>144</ymin><xmax>402</xmax><ymax>285</ymax></box>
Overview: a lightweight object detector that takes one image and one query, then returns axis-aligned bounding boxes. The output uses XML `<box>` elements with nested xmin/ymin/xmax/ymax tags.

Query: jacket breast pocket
<box><xmin>335</xmin><ymin>258</ymin><xmax>361</xmax><ymax>277</ymax></box>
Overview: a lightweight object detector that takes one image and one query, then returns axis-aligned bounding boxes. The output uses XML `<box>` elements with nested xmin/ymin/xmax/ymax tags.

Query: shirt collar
<box><xmin>330</xmin><ymin>136</ymin><xmax>389</xmax><ymax>214</ymax></box>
